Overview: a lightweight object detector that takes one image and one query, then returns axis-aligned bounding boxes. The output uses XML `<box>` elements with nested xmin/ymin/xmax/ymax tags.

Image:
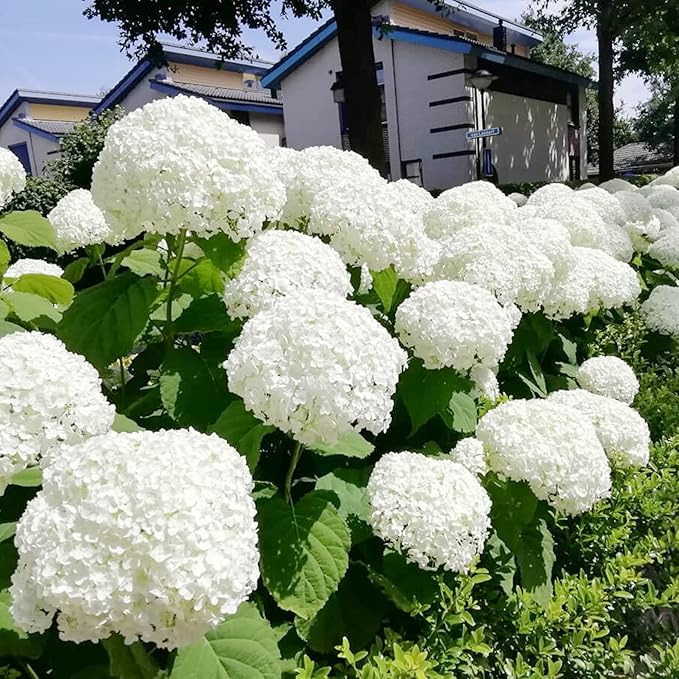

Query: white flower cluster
<box><xmin>223</xmin><ymin>230</ymin><xmax>352</xmax><ymax>319</ymax></box>
<box><xmin>644</xmin><ymin>184</ymin><xmax>679</xmax><ymax>220</ymax></box>
<box><xmin>548</xmin><ymin>389</ymin><xmax>650</xmax><ymax>468</ymax></box>
<box><xmin>614</xmin><ymin>191</ymin><xmax>661</xmax><ymax>249</ymax></box>
<box><xmin>649</xmin><ymin>230</ymin><xmax>679</xmax><ymax>269</ymax></box>
<box><xmin>599</xmin><ymin>178</ymin><xmax>637</xmax><ymax>193</ymax></box>
<box><xmin>0</xmin><ymin>147</ymin><xmax>26</xmax><ymax>209</ymax></box>
<box><xmin>394</xmin><ymin>280</ymin><xmax>514</xmax><ymax>372</ymax></box>
<box><xmin>649</xmin><ymin>166</ymin><xmax>679</xmax><ymax>188</ymax></box>
<box><xmin>0</xmin><ymin>332</ymin><xmax>113</xmax><ymax>493</ymax></box>
<box><xmin>47</xmin><ymin>189</ymin><xmax>112</xmax><ymax>251</ymax></box>
<box><xmin>577</xmin><ymin>356</ymin><xmax>639</xmax><ymax>404</ymax></box>
<box><xmin>476</xmin><ymin>399</ymin><xmax>611</xmax><ymax>515</ymax></box>
<box><xmin>4</xmin><ymin>259</ymin><xmax>64</xmax><ymax>279</ymax></box>
<box><xmin>91</xmin><ymin>95</ymin><xmax>285</xmax><ymax>243</ymax></box>
<box><xmin>526</xmin><ymin>182</ymin><xmax>573</xmax><ymax>205</ymax></box>
<box><xmin>450</xmin><ymin>437</ymin><xmax>488</xmax><ymax>476</ymax></box>
<box><xmin>10</xmin><ymin>429</ymin><xmax>259</xmax><ymax>649</ymax></box>
<box><xmin>367</xmin><ymin>451</ymin><xmax>491</xmax><ymax>572</ymax></box>
<box><xmin>641</xmin><ymin>285</ymin><xmax>679</xmax><ymax>338</ymax></box>
<box><xmin>577</xmin><ymin>187</ymin><xmax>626</xmax><ymax>227</ymax></box>
<box><xmin>224</xmin><ymin>291</ymin><xmax>407</xmax><ymax>446</ymax></box>
<box><xmin>508</xmin><ymin>192</ymin><xmax>527</xmax><ymax>207</ymax></box>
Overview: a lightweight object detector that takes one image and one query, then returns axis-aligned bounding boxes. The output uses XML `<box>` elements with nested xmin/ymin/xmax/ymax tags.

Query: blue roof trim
<box><xmin>12</xmin><ymin>118</ymin><xmax>59</xmax><ymax>142</ymax></box>
<box><xmin>95</xmin><ymin>58</ymin><xmax>154</xmax><ymax>113</ymax></box>
<box><xmin>261</xmin><ymin>19</ymin><xmax>337</xmax><ymax>90</ymax></box>
<box><xmin>387</xmin><ymin>27</ymin><xmax>473</xmax><ymax>54</ymax></box>
<box><xmin>0</xmin><ymin>89</ymin><xmax>98</xmax><ymax>129</ymax></box>
<box><xmin>148</xmin><ymin>80</ymin><xmax>284</xmax><ymax>116</ymax></box>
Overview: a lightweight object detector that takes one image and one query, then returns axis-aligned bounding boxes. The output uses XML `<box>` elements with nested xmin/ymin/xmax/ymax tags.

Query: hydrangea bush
<box><xmin>0</xmin><ymin>95</ymin><xmax>677</xmax><ymax>678</ymax></box>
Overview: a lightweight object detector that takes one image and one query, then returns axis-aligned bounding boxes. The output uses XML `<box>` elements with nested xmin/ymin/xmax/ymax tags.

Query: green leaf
<box><xmin>398</xmin><ymin>359</ymin><xmax>472</xmax><ymax>435</ymax></box>
<box><xmin>121</xmin><ymin>249</ymin><xmax>164</xmax><ymax>277</ymax></box>
<box><xmin>0</xmin><ymin>210</ymin><xmax>56</xmax><ymax>249</ymax></box>
<box><xmin>259</xmin><ymin>492</ymin><xmax>351</xmax><ymax>619</ymax></box>
<box><xmin>175</xmin><ymin>294</ymin><xmax>238</xmax><ymax>334</ymax></box>
<box><xmin>315</xmin><ymin>469</ymin><xmax>371</xmax><ymax>523</ymax></box>
<box><xmin>102</xmin><ymin>635</ymin><xmax>161</xmax><ymax>679</ymax></box>
<box><xmin>195</xmin><ymin>233</ymin><xmax>247</xmax><ymax>277</ymax></box>
<box><xmin>0</xmin><ymin>320</ymin><xmax>23</xmax><ymax>337</ymax></box>
<box><xmin>12</xmin><ymin>274</ymin><xmax>74</xmax><ymax>305</ymax></box>
<box><xmin>160</xmin><ymin>347</ymin><xmax>224</xmax><ymax>430</ymax></box>
<box><xmin>209</xmin><ymin>400</ymin><xmax>274</xmax><ymax>471</ymax></box>
<box><xmin>0</xmin><ymin>589</ymin><xmax>44</xmax><ymax>658</ymax></box>
<box><xmin>516</xmin><ymin>519</ymin><xmax>555</xmax><ymax>605</ymax></box>
<box><xmin>5</xmin><ymin>290</ymin><xmax>61</xmax><ymax>325</ymax></box>
<box><xmin>57</xmin><ymin>272</ymin><xmax>157</xmax><ymax>370</ymax></box>
<box><xmin>112</xmin><ymin>413</ymin><xmax>142</xmax><ymax>433</ymax></box>
<box><xmin>0</xmin><ymin>240</ymin><xmax>9</xmax><ymax>278</ymax></box>
<box><xmin>178</xmin><ymin>260</ymin><xmax>225</xmax><ymax>297</ymax></box>
<box><xmin>295</xmin><ymin>567</ymin><xmax>387</xmax><ymax>653</ymax></box>
<box><xmin>0</xmin><ymin>523</ymin><xmax>15</xmax><ymax>543</ymax></box>
<box><xmin>0</xmin><ymin>300</ymin><xmax>7</xmax><ymax>320</ymax></box>
<box><xmin>444</xmin><ymin>392</ymin><xmax>478</xmax><ymax>433</ymax></box>
<box><xmin>370</xmin><ymin>267</ymin><xmax>399</xmax><ymax>312</ymax></box>
<box><xmin>310</xmin><ymin>431</ymin><xmax>374</xmax><ymax>459</ymax></box>
<box><xmin>169</xmin><ymin>602</ymin><xmax>281</xmax><ymax>679</ymax></box>
<box><xmin>9</xmin><ymin>467</ymin><xmax>42</xmax><ymax>487</ymax></box>
<box><xmin>63</xmin><ymin>257</ymin><xmax>90</xmax><ymax>284</ymax></box>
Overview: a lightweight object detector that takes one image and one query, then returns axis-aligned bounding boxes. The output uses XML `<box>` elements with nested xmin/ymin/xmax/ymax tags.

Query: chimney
<box><xmin>493</xmin><ymin>19</ymin><xmax>507</xmax><ymax>52</ymax></box>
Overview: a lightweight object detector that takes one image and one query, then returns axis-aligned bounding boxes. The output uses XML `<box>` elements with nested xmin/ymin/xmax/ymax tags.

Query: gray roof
<box><xmin>169</xmin><ymin>80</ymin><xmax>282</xmax><ymax>106</ymax></box>
<box><xmin>18</xmin><ymin>119</ymin><xmax>76</xmax><ymax>135</ymax></box>
<box><xmin>588</xmin><ymin>142</ymin><xmax>673</xmax><ymax>176</ymax></box>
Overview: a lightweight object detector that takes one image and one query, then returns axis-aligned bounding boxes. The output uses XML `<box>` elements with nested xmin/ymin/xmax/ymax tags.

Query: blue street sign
<box><xmin>482</xmin><ymin>148</ymin><xmax>493</xmax><ymax>177</ymax></box>
<box><xmin>465</xmin><ymin>127</ymin><xmax>503</xmax><ymax>141</ymax></box>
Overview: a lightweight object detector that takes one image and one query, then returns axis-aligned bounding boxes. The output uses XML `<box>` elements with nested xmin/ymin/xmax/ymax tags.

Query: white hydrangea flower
<box><xmin>0</xmin><ymin>332</ymin><xmax>114</xmax><ymax>493</ymax></box>
<box><xmin>4</xmin><ymin>259</ymin><xmax>64</xmax><ymax>279</ymax></box>
<box><xmin>645</xmin><ymin>185</ymin><xmax>679</xmax><ymax>220</ymax></box>
<box><xmin>648</xmin><ymin>230</ymin><xmax>679</xmax><ymax>269</ymax></box>
<box><xmin>223</xmin><ymin>230</ymin><xmax>351</xmax><ymax>319</ymax></box>
<box><xmin>367</xmin><ymin>451</ymin><xmax>491</xmax><ymax>572</ymax></box>
<box><xmin>509</xmin><ymin>215</ymin><xmax>574</xmax><ymax>278</ymax></box>
<box><xmin>526</xmin><ymin>182</ymin><xmax>573</xmax><ymax>205</ymax></box>
<box><xmin>577</xmin><ymin>182</ymin><xmax>597</xmax><ymax>191</ymax></box>
<box><xmin>395</xmin><ymin>281</ymin><xmax>514</xmax><ymax>372</ymax></box>
<box><xmin>508</xmin><ymin>192</ymin><xmax>527</xmax><ymax>207</ymax></box>
<box><xmin>542</xmin><ymin>247</ymin><xmax>640</xmax><ymax>319</ymax></box>
<box><xmin>422</xmin><ymin>181</ymin><xmax>516</xmax><ymax>240</ymax></box>
<box><xmin>651</xmin><ymin>208</ymin><xmax>679</xmax><ymax>238</ymax></box>
<box><xmin>577</xmin><ymin>187</ymin><xmax>626</xmax><ymax>226</ymax></box>
<box><xmin>641</xmin><ymin>285</ymin><xmax>679</xmax><ymax>338</ymax></box>
<box><xmin>431</xmin><ymin>222</ymin><xmax>554</xmax><ymax>311</ymax></box>
<box><xmin>10</xmin><ymin>429</ymin><xmax>259</xmax><ymax>649</ymax></box>
<box><xmin>548</xmin><ymin>389</ymin><xmax>650</xmax><ymax>467</ymax></box>
<box><xmin>91</xmin><ymin>95</ymin><xmax>285</xmax><ymax>243</ymax></box>
<box><xmin>450</xmin><ymin>438</ymin><xmax>488</xmax><ymax>476</ymax></box>
<box><xmin>476</xmin><ymin>399</ymin><xmax>611</xmax><ymax>515</ymax></box>
<box><xmin>47</xmin><ymin>189</ymin><xmax>112</xmax><ymax>251</ymax></box>
<box><xmin>224</xmin><ymin>290</ymin><xmax>407</xmax><ymax>446</ymax></box>
<box><xmin>358</xmin><ymin>263</ymin><xmax>373</xmax><ymax>295</ymax></box>
<box><xmin>599</xmin><ymin>178</ymin><xmax>637</xmax><ymax>193</ymax></box>
<box><xmin>0</xmin><ymin>147</ymin><xmax>26</xmax><ymax>208</ymax></box>
<box><xmin>577</xmin><ymin>356</ymin><xmax>639</xmax><ymax>404</ymax></box>
<box><xmin>470</xmin><ymin>365</ymin><xmax>501</xmax><ymax>401</ymax></box>
<box><xmin>387</xmin><ymin>179</ymin><xmax>434</xmax><ymax>214</ymax></box>
<box><xmin>649</xmin><ymin>167</ymin><xmax>679</xmax><ymax>188</ymax></box>
<box><xmin>614</xmin><ymin>191</ymin><xmax>661</xmax><ymax>249</ymax></box>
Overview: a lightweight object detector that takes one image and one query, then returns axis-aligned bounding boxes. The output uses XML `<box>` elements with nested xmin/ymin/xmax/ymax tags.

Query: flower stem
<box><xmin>165</xmin><ymin>229</ymin><xmax>187</xmax><ymax>348</ymax></box>
<box><xmin>284</xmin><ymin>441</ymin><xmax>303</xmax><ymax>505</ymax></box>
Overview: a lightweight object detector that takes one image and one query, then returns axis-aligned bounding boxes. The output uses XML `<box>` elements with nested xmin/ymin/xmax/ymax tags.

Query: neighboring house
<box><xmin>0</xmin><ymin>90</ymin><xmax>99</xmax><ymax>177</ymax></box>
<box><xmin>262</xmin><ymin>0</ymin><xmax>591</xmax><ymax>189</ymax></box>
<box><xmin>95</xmin><ymin>44</ymin><xmax>284</xmax><ymax>147</ymax></box>
<box><xmin>588</xmin><ymin>142</ymin><xmax>674</xmax><ymax>178</ymax></box>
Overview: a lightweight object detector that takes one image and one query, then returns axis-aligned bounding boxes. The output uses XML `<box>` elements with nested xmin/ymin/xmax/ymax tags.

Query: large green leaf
<box><xmin>175</xmin><ymin>294</ymin><xmax>238</xmax><ymax>334</ymax></box>
<box><xmin>12</xmin><ymin>274</ymin><xmax>74</xmax><ymax>305</ymax></box>
<box><xmin>160</xmin><ymin>347</ymin><xmax>224</xmax><ymax>430</ymax></box>
<box><xmin>121</xmin><ymin>249</ymin><xmax>164</xmax><ymax>277</ymax></box>
<box><xmin>295</xmin><ymin>567</ymin><xmax>387</xmax><ymax>653</ymax></box>
<box><xmin>62</xmin><ymin>257</ymin><xmax>90</xmax><ymax>284</ymax></box>
<box><xmin>398</xmin><ymin>359</ymin><xmax>472</xmax><ymax>435</ymax></box>
<box><xmin>178</xmin><ymin>260</ymin><xmax>225</xmax><ymax>297</ymax></box>
<box><xmin>0</xmin><ymin>589</ymin><xmax>44</xmax><ymax>658</ymax></box>
<box><xmin>209</xmin><ymin>399</ymin><xmax>274</xmax><ymax>471</ymax></box>
<box><xmin>0</xmin><ymin>240</ymin><xmax>9</xmax><ymax>278</ymax></box>
<box><xmin>0</xmin><ymin>320</ymin><xmax>24</xmax><ymax>337</ymax></box>
<box><xmin>259</xmin><ymin>491</ymin><xmax>351</xmax><ymax>619</ymax></box>
<box><xmin>195</xmin><ymin>233</ymin><xmax>247</xmax><ymax>277</ymax></box>
<box><xmin>370</xmin><ymin>267</ymin><xmax>399</xmax><ymax>312</ymax></box>
<box><xmin>444</xmin><ymin>392</ymin><xmax>478</xmax><ymax>433</ymax></box>
<box><xmin>315</xmin><ymin>469</ymin><xmax>370</xmax><ymax>523</ymax></box>
<box><xmin>310</xmin><ymin>431</ymin><xmax>374</xmax><ymax>459</ymax></box>
<box><xmin>170</xmin><ymin>603</ymin><xmax>280</xmax><ymax>679</ymax></box>
<box><xmin>4</xmin><ymin>291</ymin><xmax>61</xmax><ymax>326</ymax></box>
<box><xmin>0</xmin><ymin>211</ymin><xmax>56</xmax><ymax>249</ymax></box>
<box><xmin>57</xmin><ymin>272</ymin><xmax>157</xmax><ymax>370</ymax></box>
<box><xmin>102</xmin><ymin>635</ymin><xmax>161</xmax><ymax>679</ymax></box>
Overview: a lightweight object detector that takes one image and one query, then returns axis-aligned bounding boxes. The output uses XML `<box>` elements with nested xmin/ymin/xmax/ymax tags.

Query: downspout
<box><xmin>390</xmin><ymin>38</ymin><xmax>403</xmax><ymax>180</ymax></box>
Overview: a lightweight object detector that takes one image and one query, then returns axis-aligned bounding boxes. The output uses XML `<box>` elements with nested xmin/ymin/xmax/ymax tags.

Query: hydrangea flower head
<box><xmin>4</xmin><ymin>259</ymin><xmax>64</xmax><ymax>279</ymax></box>
<box><xmin>641</xmin><ymin>285</ymin><xmax>679</xmax><ymax>337</ymax></box>
<box><xmin>577</xmin><ymin>356</ymin><xmax>639</xmax><ymax>405</ymax></box>
<box><xmin>47</xmin><ymin>189</ymin><xmax>112</xmax><ymax>250</ymax></box>
<box><xmin>0</xmin><ymin>147</ymin><xmax>26</xmax><ymax>208</ymax></box>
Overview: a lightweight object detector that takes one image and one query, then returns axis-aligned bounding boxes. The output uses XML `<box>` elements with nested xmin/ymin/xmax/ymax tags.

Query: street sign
<box><xmin>482</xmin><ymin>148</ymin><xmax>493</xmax><ymax>177</ymax></box>
<box><xmin>465</xmin><ymin>127</ymin><xmax>503</xmax><ymax>141</ymax></box>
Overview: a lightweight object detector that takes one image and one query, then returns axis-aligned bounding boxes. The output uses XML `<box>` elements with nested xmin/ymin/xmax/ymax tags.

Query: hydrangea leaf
<box><xmin>0</xmin><ymin>239</ymin><xmax>9</xmax><ymax>278</ymax></box>
<box><xmin>310</xmin><ymin>432</ymin><xmax>374</xmax><ymax>459</ymax></box>
<box><xmin>57</xmin><ymin>272</ymin><xmax>157</xmax><ymax>370</ymax></box>
<box><xmin>121</xmin><ymin>248</ymin><xmax>164</xmax><ymax>277</ymax></box>
<box><xmin>160</xmin><ymin>347</ymin><xmax>225</xmax><ymax>430</ymax></box>
<box><xmin>102</xmin><ymin>635</ymin><xmax>161</xmax><ymax>679</ymax></box>
<box><xmin>62</xmin><ymin>257</ymin><xmax>90</xmax><ymax>285</ymax></box>
<box><xmin>10</xmin><ymin>467</ymin><xmax>42</xmax><ymax>487</ymax></box>
<box><xmin>0</xmin><ymin>523</ymin><xmax>15</xmax><ymax>543</ymax></box>
<box><xmin>0</xmin><ymin>210</ymin><xmax>57</xmax><ymax>250</ymax></box>
<box><xmin>0</xmin><ymin>589</ymin><xmax>44</xmax><ymax>658</ymax></box>
<box><xmin>112</xmin><ymin>413</ymin><xmax>142</xmax><ymax>433</ymax></box>
<box><xmin>5</xmin><ymin>290</ymin><xmax>61</xmax><ymax>326</ymax></box>
<box><xmin>259</xmin><ymin>491</ymin><xmax>351</xmax><ymax>620</ymax></box>
<box><xmin>209</xmin><ymin>399</ymin><xmax>275</xmax><ymax>471</ymax></box>
<box><xmin>444</xmin><ymin>392</ymin><xmax>478</xmax><ymax>433</ymax></box>
<box><xmin>178</xmin><ymin>259</ymin><xmax>225</xmax><ymax>297</ymax></box>
<box><xmin>294</xmin><ymin>567</ymin><xmax>387</xmax><ymax>653</ymax></box>
<box><xmin>371</xmin><ymin>266</ymin><xmax>399</xmax><ymax>312</ymax></box>
<box><xmin>195</xmin><ymin>233</ymin><xmax>247</xmax><ymax>278</ymax></box>
<box><xmin>315</xmin><ymin>469</ymin><xmax>372</xmax><ymax>542</ymax></box>
<box><xmin>0</xmin><ymin>320</ymin><xmax>23</xmax><ymax>337</ymax></box>
<box><xmin>169</xmin><ymin>602</ymin><xmax>281</xmax><ymax>679</ymax></box>
<box><xmin>12</xmin><ymin>274</ymin><xmax>74</xmax><ymax>305</ymax></box>
<box><xmin>175</xmin><ymin>294</ymin><xmax>238</xmax><ymax>334</ymax></box>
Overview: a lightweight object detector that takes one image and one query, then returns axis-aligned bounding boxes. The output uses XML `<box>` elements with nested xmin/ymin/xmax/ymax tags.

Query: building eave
<box><xmin>12</xmin><ymin>118</ymin><xmax>60</xmax><ymax>142</ymax></box>
<box><xmin>0</xmin><ymin>89</ymin><xmax>98</xmax><ymax>129</ymax></box>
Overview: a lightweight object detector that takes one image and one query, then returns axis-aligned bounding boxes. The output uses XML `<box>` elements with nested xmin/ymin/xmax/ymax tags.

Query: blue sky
<box><xmin>0</xmin><ymin>0</ymin><xmax>646</xmax><ymax>113</ymax></box>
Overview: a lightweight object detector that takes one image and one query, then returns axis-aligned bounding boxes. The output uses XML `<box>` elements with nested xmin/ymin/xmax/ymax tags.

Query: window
<box><xmin>8</xmin><ymin>142</ymin><xmax>31</xmax><ymax>175</ymax></box>
<box><xmin>402</xmin><ymin>159</ymin><xmax>423</xmax><ymax>186</ymax></box>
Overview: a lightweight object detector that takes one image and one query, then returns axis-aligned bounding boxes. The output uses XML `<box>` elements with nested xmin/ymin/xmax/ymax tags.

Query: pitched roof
<box><xmin>587</xmin><ymin>142</ymin><xmax>674</xmax><ymax>176</ymax></box>
<box><xmin>162</xmin><ymin>81</ymin><xmax>281</xmax><ymax>106</ymax></box>
<box><xmin>0</xmin><ymin>89</ymin><xmax>98</xmax><ymax>129</ymax></box>
<box><xmin>16</xmin><ymin>119</ymin><xmax>75</xmax><ymax>135</ymax></box>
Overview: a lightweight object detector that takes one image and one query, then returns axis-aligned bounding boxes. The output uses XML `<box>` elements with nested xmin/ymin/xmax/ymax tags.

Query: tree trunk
<box><xmin>596</xmin><ymin>0</ymin><xmax>615</xmax><ymax>180</ymax></box>
<box><xmin>673</xmin><ymin>97</ymin><xmax>679</xmax><ymax>166</ymax></box>
<box><xmin>330</xmin><ymin>0</ymin><xmax>387</xmax><ymax>176</ymax></box>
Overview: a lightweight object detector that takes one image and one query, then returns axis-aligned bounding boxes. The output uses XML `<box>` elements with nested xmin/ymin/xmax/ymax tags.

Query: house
<box><xmin>0</xmin><ymin>89</ymin><xmax>100</xmax><ymax>177</ymax></box>
<box><xmin>261</xmin><ymin>0</ymin><xmax>592</xmax><ymax>189</ymax></box>
<box><xmin>588</xmin><ymin>142</ymin><xmax>674</xmax><ymax>179</ymax></box>
<box><xmin>95</xmin><ymin>44</ymin><xmax>284</xmax><ymax>147</ymax></box>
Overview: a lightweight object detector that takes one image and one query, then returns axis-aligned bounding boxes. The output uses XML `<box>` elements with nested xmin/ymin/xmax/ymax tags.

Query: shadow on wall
<box><xmin>485</xmin><ymin>92</ymin><xmax>569</xmax><ymax>184</ymax></box>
